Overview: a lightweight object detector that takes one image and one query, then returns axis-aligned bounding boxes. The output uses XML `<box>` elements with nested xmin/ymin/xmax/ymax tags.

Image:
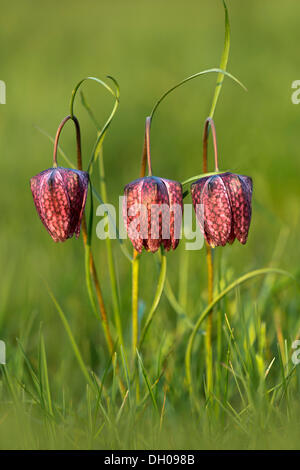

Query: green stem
<box><xmin>149</xmin><ymin>68</ymin><xmax>245</xmax><ymax>123</ymax></box>
<box><xmin>69</xmin><ymin>75</ymin><xmax>120</xmax><ymax>173</ymax></box>
<box><xmin>132</xmin><ymin>252</ymin><xmax>140</xmax><ymax>358</ymax></box>
<box><xmin>209</xmin><ymin>0</ymin><xmax>230</xmax><ymax>118</ymax></box>
<box><xmin>140</xmin><ymin>67</ymin><xmax>245</xmax><ymax>179</ymax></box>
<box><xmin>98</xmin><ymin>147</ymin><xmax>124</xmax><ymax>348</ymax></box>
<box><xmin>205</xmin><ymin>243</ymin><xmax>214</xmax><ymax>395</ymax></box>
<box><xmin>181</xmin><ymin>171</ymin><xmax>225</xmax><ymax>186</ymax></box>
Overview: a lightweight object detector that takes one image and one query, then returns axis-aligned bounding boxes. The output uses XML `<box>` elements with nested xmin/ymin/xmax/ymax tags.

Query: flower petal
<box><xmin>202</xmin><ymin>176</ymin><xmax>232</xmax><ymax>246</ymax></box>
<box><xmin>161</xmin><ymin>178</ymin><xmax>183</xmax><ymax>250</ymax></box>
<box><xmin>123</xmin><ymin>178</ymin><xmax>144</xmax><ymax>252</ymax></box>
<box><xmin>141</xmin><ymin>177</ymin><xmax>169</xmax><ymax>253</ymax></box>
<box><xmin>222</xmin><ymin>173</ymin><xmax>252</xmax><ymax>245</ymax></box>
<box><xmin>60</xmin><ymin>168</ymin><xmax>89</xmax><ymax>238</ymax></box>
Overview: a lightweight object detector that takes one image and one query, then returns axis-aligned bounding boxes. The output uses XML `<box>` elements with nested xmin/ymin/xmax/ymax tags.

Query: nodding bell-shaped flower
<box><xmin>191</xmin><ymin>172</ymin><xmax>253</xmax><ymax>248</ymax></box>
<box><xmin>30</xmin><ymin>167</ymin><xmax>89</xmax><ymax>242</ymax></box>
<box><xmin>123</xmin><ymin>117</ymin><xmax>183</xmax><ymax>253</ymax></box>
<box><xmin>123</xmin><ymin>176</ymin><xmax>183</xmax><ymax>253</ymax></box>
<box><xmin>191</xmin><ymin>118</ymin><xmax>253</xmax><ymax>248</ymax></box>
<box><xmin>30</xmin><ymin>115</ymin><xmax>89</xmax><ymax>242</ymax></box>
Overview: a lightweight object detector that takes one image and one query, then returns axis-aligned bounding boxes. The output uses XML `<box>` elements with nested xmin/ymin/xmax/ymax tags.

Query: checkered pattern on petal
<box><xmin>123</xmin><ymin>178</ymin><xmax>144</xmax><ymax>253</ymax></box>
<box><xmin>191</xmin><ymin>176</ymin><xmax>210</xmax><ymax>240</ymax></box>
<box><xmin>60</xmin><ymin>168</ymin><xmax>89</xmax><ymax>238</ymax></box>
<box><xmin>191</xmin><ymin>172</ymin><xmax>253</xmax><ymax>248</ymax></box>
<box><xmin>161</xmin><ymin>178</ymin><xmax>183</xmax><ymax>250</ymax></box>
<box><xmin>222</xmin><ymin>173</ymin><xmax>253</xmax><ymax>244</ymax></box>
<box><xmin>123</xmin><ymin>176</ymin><xmax>183</xmax><ymax>253</ymax></box>
<box><xmin>30</xmin><ymin>167</ymin><xmax>89</xmax><ymax>242</ymax></box>
<box><xmin>140</xmin><ymin>177</ymin><xmax>169</xmax><ymax>253</ymax></box>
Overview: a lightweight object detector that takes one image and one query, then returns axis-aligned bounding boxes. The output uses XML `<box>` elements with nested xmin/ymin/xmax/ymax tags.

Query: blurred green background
<box><xmin>0</xmin><ymin>0</ymin><xmax>300</xmax><ymax>449</ymax></box>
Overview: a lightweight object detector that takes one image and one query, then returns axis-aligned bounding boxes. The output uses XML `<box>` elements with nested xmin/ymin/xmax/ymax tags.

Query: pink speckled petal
<box><xmin>222</xmin><ymin>173</ymin><xmax>253</xmax><ymax>245</ymax></box>
<box><xmin>161</xmin><ymin>178</ymin><xmax>183</xmax><ymax>250</ymax></box>
<box><xmin>201</xmin><ymin>176</ymin><xmax>232</xmax><ymax>247</ymax></box>
<box><xmin>123</xmin><ymin>178</ymin><xmax>144</xmax><ymax>253</ymax></box>
<box><xmin>191</xmin><ymin>176</ymin><xmax>210</xmax><ymax>240</ymax></box>
<box><xmin>140</xmin><ymin>177</ymin><xmax>169</xmax><ymax>253</ymax></box>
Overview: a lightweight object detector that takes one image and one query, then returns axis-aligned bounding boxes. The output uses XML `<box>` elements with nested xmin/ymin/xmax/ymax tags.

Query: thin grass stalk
<box><xmin>79</xmin><ymin>90</ymin><xmax>125</xmax><ymax>350</ymax></box>
<box><xmin>98</xmin><ymin>147</ymin><xmax>124</xmax><ymax>348</ymax></box>
<box><xmin>73</xmin><ymin>116</ymin><xmax>115</xmax><ymax>357</ymax></box>
<box><xmin>132</xmin><ymin>250</ymin><xmax>140</xmax><ymax>357</ymax></box>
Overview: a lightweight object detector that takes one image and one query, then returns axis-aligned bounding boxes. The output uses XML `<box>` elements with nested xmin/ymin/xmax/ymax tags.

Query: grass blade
<box><xmin>185</xmin><ymin>268</ymin><xmax>293</xmax><ymax>393</ymax></box>
<box><xmin>139</xmin><ymin>247</ymin><xmax>167</xmax><ymax>348</ymax></box>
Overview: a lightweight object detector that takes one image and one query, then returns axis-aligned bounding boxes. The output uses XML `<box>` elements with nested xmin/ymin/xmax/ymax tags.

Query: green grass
<box><xmin>1</xmin><ymin>0</ymin><xmax>300</xmax><ymax>450</ymax></box>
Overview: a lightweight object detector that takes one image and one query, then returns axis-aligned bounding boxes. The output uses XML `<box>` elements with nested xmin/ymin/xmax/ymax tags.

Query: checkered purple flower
<box><xmin>123</xmin><ymin>176</ymin><xmax>183</xmax><ymax>253</ymax></box>
<box><xmin>191</xmin><ymin>172</ymin><xmax>253</xmax><ymax>247</ymax></box>
<box><xmin>30</xmin><ymin>167</ymin><xmax>89</xmax><ymax>242</ymax></box>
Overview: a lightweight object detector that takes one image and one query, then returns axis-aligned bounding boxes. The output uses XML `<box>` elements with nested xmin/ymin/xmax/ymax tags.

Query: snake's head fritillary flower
<box><xmin>191</xmin><ymin>172</ymin><xmax>253</xmax><ymax>247</ymax></box>
<box><xmin>30</xmin><ymin>167</ymin><xmax>89</xmax><ymax>242</ymax></box>
<box><xmin>123</xmin><ymin>176</ymin><xmax>183</xmax><ymax>253</ymax></box>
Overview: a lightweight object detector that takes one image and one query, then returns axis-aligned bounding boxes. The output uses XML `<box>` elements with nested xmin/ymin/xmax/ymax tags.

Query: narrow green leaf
<box><xmin>181</xmin><ymin>170</ymin><xmax>229</xmax><ymax>186</ymax></box>
<box><xmin>139</xmin><ymin>247</ymin><xmax>167</xmax><ymax>348</ymax></box>
<box><xmin>209</xmin><ymin>0</ymin><xmax>230</xmax><ymax>118</ymax></box>
<box><xmin>136</xmin><ymin>350</ymin><xmax>159</xmax><ymax>416</ymax></box>
<box><xmin>39</xmin><ymin>330</ymin><xmax>54</xmax><ymax>416</ymax></box>
<box><xmin>47</xmin><ymin>287</ymin><xmax>96</xmax><ymax>391</ymax></box>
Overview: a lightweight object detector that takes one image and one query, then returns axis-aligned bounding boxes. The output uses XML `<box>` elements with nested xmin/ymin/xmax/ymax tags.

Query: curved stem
<box><xmin>53</xmin><ymin>115</ymin><xmax>82</xmax><ymax>170</ymax></box>
<box><xmin>181</xmin><ymin>171</ymin><xmax>224</xmax><ymax>186</ymax></box>
<box><xmin>209</xmin><ymin>0</ymin><xmax>230</xmax><ymax>118</ymax></box>
<box><xmin>185</xmin><ymin>268</ymin><xmax>291</xmax><ymax>391</ymax></box>
<box><xmin>70</xmin><ymin>76</ymin><xmax>119</xmax><ymax>119</ymax></box>
<box><xmin>145</xmin><ymin>117</ymin><xmax>152</xmax><ymax>176</ymax></box>
<box><xmin>140</xmin><ymin>67</ymin><xmax>245</xmax><ymax>181</ymax></box>
<box><xmin>140</xmin><ymin>116</ymin><xmax>153</xmax><ymax>177</ymax></box>
<box><xmin>149</xmin><ymin>68</ymin><xmax>246</xmax><ymax>123</ymax></box>
<box><xmin>202</xmin><ymin>118</ymin><xmax>219</xmax><ymax>172</ymax></box>
<box><xmin>69</xmin><ymin>76</ymin><xmax>120</xmax><ymax>173</ymax></box>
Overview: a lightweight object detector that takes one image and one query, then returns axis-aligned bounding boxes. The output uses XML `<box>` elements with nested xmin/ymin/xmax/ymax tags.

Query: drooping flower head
<box><xmin>123</xmin><ymin>116</ymin><xmax>183</xmax><ymax>253</ymax></box>
<box><xmin>191</xmin><ymin>172</ymin><xmax>253</xmax><ymax>247</ymax></box>
<box><xmin>123</xmin><ymin>176</ymin><xmax>183</xmax><ymax>253</ymax></box>
<box><xmin>30</xmin><ymin>167</ymin><xmax>89</xmax><ymax>242</ymax></box>
<box><xmin>190</xmin><ymin>117</ymin><xmax>253</xmax><ymax>248</ymax></box>
<box><xmin>30</xmin><ymin>115</ymin><xmax>89</xmax><ymax>242</ymax></box>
